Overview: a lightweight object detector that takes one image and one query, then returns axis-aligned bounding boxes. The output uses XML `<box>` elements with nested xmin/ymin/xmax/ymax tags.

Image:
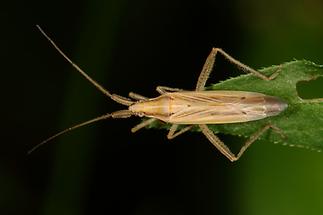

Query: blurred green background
<box><xmin>1</xmin><ymin>0</ymin><xmax>323</xmax><ymax>214</ymax></box>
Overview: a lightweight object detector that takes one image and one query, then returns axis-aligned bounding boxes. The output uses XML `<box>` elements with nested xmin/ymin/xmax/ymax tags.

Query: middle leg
<box><xmin>131</xmin><ymin>118</ymin><xmax>157</xmax><ymax>133</ymax></box>
<box><xmin>167</xmin><ymin>124</ymin><xmax>193</xmax><ymax>139</ymax></box>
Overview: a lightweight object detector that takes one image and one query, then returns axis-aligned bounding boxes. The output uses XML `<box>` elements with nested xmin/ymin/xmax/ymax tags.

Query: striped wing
<box><xmin>167</xmin><ymin>91</ymin><xmax>277</xmax><ymax>124</ymax></box>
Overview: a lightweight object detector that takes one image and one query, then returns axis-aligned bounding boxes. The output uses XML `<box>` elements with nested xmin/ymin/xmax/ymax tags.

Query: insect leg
<box><xmin>200</xmin><ymin>124</ymin><xmax>285</xmax><ymax>161</ymax></box>
<box><xmin>110</xmin><ymin>94</ymin><xmax>135</xmax><ymax>106</ymax></box>
<box><xmin>131</xmin><ymin>118</ymin><xmax>157</xmax><ymax>133</ymax></box>
<box><xmin>268</xmin><ymin>64</ymin><xmax>282</xmax><ymax>80</ymax></box>
<box><xmin>236</xmin><ymin>124</ymin><xmax>285</xmax><ymax>160</ymax></box>
<box><xmin>156</xmin><ymin>86</ymin><xmax>183</xmax><ymax>94</ymax></box>
<box><xmin>167</xmin><ymin>125</ymin><xmax>193</xmax><ymax>139</ymax></box>
<box><xmin>199</xmin><ymin>124</ymin><xmax>238</xmax><ymax>162</ymax></box>
<box><xmin>196</xmin><ymin>48</ymin><xmax>218</xmax><ymax>91</ymax></box>
<box><xmin>214</xmin><ymin>48</ymin><xmax>277</xmax><ymax>80</ymax></box>
<box><xmin>195</xmin><ymin>48</ymin><xmax>280</xmax><ymax>91</ymax></box>
<box><xmin>302</xmin><ymin>98</ymin><xmax>323</xmax><ymax>103</ymax></box>
<box><xmin>128</xmin><ymin>92</ymin><xmax>149</xmax><ymax>101</ymax></box>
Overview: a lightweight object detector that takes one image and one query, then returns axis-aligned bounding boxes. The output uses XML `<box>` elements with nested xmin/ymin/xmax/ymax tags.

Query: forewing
<box><xmin>168</xmin><ymin>91</ymin><xmax>267</xmax><ymax>124</ymax></box>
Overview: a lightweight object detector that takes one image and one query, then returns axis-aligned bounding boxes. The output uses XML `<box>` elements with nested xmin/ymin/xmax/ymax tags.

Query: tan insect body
<box><xmin>32</xmin><ymin>25</ymin><xmax>288</xmax><ymax>162</ymax></box>
<box><xmin>130</xmin><ymin>91</ymin><xmax>287</xmax><ymax>124</ymax></box>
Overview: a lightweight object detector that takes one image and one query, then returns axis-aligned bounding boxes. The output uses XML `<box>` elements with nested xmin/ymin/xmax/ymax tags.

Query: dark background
<box><xmin>2</xmin><ymin>0</ymin><xmax>323</xmax><ymax>214</ymax></box>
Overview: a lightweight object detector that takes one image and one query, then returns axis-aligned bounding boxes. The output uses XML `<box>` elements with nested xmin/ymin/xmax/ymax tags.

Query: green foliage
<box><xmin>148</xmin><ymin>60</ymin><xmax>323</xmax><ymax>151</ymax></box>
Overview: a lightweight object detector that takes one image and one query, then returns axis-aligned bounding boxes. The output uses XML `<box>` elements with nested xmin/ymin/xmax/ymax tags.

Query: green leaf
<box><xmin>147</xmin><ymin>60</ymin><xmax>323</xmax><ymax>151</ymax></box>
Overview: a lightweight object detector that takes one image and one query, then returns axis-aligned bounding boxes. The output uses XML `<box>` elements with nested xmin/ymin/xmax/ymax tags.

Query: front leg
<box><xmin>128</xmin><ymin>92</ymin><xmax>148</xmax><ymax>101</ymax></box>
<box><xmin>156</xmin><ymin>86</ymin><xmax>184</xmax><ymax>94</ymax></box>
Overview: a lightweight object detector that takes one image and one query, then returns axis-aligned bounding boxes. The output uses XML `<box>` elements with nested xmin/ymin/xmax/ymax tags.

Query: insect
<box><xmin>30</xmin><ymin>25</ymin><xmax>288</xmax><ymax>161</ymax></box>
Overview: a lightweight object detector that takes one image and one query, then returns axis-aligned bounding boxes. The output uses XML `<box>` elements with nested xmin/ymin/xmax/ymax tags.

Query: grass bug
<box><xmin>30</xmin><ymin>25</ymin><xmax>288</xmax><ymax>161</ymax></box>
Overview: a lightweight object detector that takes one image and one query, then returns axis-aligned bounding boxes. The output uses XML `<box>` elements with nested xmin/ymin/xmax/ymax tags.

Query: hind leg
<box><xmin>195</xmin><ymin>48</ymin><xmax>281</xmax><ymax>91</ymax></box>
<box><xmin>199</xmin><ymin>123</ymin><xmax>284</xmax><ymax>162</ymax></box>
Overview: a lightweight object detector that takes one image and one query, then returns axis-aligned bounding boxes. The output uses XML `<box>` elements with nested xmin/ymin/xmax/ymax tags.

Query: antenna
<box><xmin>36</xmin><ymin>25</ymin><xmax>133</xmax><ymax>106</ymax></box>
<box><xmin>29</xmin><ymin>26</ymin><xmax>137</xmax><ymax>153</ymax></box>
<box><xmin>28</xmin><ymin>113</ymin><xmax>112</xmax><ymax>154</ymax></box>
